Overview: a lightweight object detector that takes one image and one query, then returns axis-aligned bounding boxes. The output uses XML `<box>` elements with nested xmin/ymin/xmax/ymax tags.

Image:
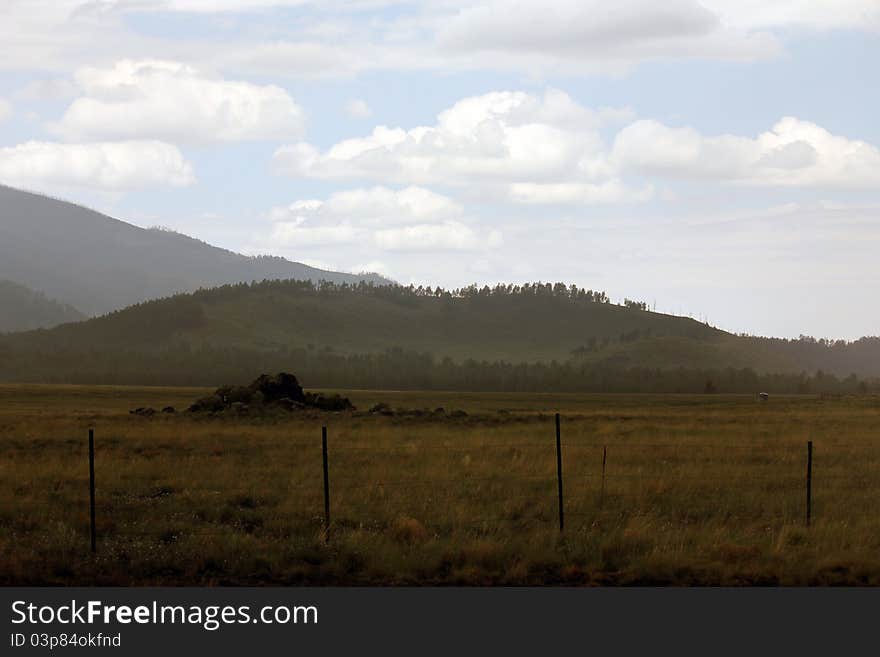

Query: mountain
<box><xmin>1</xmin><ymin>280</ymin><xmax>878</xmax><ymax>389</ymax></box>
<box><xmin>0</xmin><ymin>185</ymin><xmax>389</xmax><ymax>317</ymax></box>
<box><xmin>0</xmin><ymin>279</ymin><xmax>722</xmax><ymax>361</ymax></box>
<box><xmin>0</xmin><ymin>280</ymin><xmax>86</xmax><ymax>333</ymax></box>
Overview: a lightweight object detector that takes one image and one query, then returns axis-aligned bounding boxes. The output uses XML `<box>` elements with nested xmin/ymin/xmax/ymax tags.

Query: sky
<box><xmin>0</xmin><ymin>1</ymin><xmax>879</xmax><ymax>340</ymax></box>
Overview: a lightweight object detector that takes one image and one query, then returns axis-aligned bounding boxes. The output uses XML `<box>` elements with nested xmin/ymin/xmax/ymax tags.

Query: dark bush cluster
<box><xmin>188</xmin><ymin>372</ymin><xmax>353</xmax><ymax>414</ymax></box>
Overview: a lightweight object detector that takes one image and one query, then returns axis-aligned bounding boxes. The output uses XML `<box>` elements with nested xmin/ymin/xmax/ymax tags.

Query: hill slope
<box><xmin>1</xmin><ymin>280</ymin><xmax>722</xmax><ymax>360</ymax></box>
<box><xmin>0</xmin><ymin>280</ymin><xmax>86</xmax><ymax>333</ymax></box>
<box><xmin>0</xmin><ymin>185</ymin><xmax>389</xmax><ymax>317</ymax></box>
<box><xmin>2</xmin><ymin>280</ymin><xmax>878</xmax><ymax>389</ymax></box>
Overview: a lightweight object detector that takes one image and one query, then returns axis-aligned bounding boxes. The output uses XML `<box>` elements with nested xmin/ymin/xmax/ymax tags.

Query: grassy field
<box><xmin>2</xmin><ymin>384</ymin><xmax>880</xmax><ymax>585</ymax></box>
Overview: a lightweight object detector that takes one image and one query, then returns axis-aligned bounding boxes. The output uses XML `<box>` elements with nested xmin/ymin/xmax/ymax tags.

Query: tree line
<box><xmin>1</xmin><ymin>342</ymin><xmax>875</xmax><ymax>394</ymax></box>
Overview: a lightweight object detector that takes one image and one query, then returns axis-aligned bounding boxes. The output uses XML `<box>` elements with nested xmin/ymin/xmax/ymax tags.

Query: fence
<box><xmin>32</xmin><ymin>414</ymin><xmax>830</xmax><ymax>554</ymax></box>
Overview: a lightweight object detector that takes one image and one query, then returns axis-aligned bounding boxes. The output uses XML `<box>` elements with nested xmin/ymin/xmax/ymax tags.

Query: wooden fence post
<box><xmin>600</xmin><ymin>445</ymin><xmax>607</xmax><ymax>507</ymax></box>
<box><xmin>322</xmin><ymin>426</ymin><xmax>330</xmax><ymax>540</ymax></box>
<box><xmin>555</xmin><ymin>413</ymin><xmax>564</xmax><ymax>532</ymax></box>
<box><xmin>806</xmin><ymin>440</ymin><xmax>813</xmax><ymax>527</ymax></box>
<box><xmin>88</xmin><ymin>428</ymin><xmax>96</xmax><ymax>554</ymax></box>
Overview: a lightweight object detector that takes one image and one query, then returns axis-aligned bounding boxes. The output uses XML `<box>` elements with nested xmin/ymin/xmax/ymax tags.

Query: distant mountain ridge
<box><xmin>0</xmin><ymin>279</ymin><xmax>86</xmax><ymax>333</ymax></box>
<box><xmin>0</xmin><ymin>185</ymin><xmax>389</xmax><ymax>318</ymax></box>
<box><xmin>2</xmin><ymin>279</ymin><xmax>879</xmax><ymax>388</ymax></box>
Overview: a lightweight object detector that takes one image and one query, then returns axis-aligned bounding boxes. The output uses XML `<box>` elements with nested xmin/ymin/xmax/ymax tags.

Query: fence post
<box><xmin>88</xmin><ymin>428</ymin><xmax>96</xmax><ymax>554</ymax></box>
<box><xmin>600</xmin><ymin>445</ymin><xmax>607</xmax><ymax>507</ymax></box>
<box><xmin>806</xmin><ymin>440</ymin><xmax>813</xmax><ymax>527</ymax></box>
<box><xmin>555</xmin><ymin>413</ymin><xmax>564</xmax><ymax>532</ymax></box>
<box><xmin>322</xmin><ymin>426</ymin><xmax>330</xmax><ymax>540</ymax></box>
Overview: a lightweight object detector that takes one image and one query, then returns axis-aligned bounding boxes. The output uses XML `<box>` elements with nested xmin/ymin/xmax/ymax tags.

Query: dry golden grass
<box><xmin>2</xmin><ymin>384</ymin><xmax>880</xmax><ymax>585</ymax></box>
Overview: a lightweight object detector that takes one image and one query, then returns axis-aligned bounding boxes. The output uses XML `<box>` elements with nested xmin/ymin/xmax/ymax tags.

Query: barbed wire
<box><xmin>5</xmin><ymin>467</ymin><xmax>879</xmax><ymax>510</ymax></box>
<box><xmin>4</xmin><ymin>426</ymin><xmax>880</xmax><ymax>546</ymax></box>
<box><xmin>7</xmin><ymin>437</ymin><xmax>880</xmax><ymax>454</ymax></box>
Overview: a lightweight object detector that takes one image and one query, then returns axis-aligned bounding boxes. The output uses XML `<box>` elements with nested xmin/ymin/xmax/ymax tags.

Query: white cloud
<box><xmin>0</xmin><ymin>2</ymin><xmax>413</xmax><ymax>81</ymax></box>
<box><xmin>441</xmin><ymin>0</ymin><xmax>720</xmax><ymax>50</ymax></box>
<box><xmin>435</xmin><ymin>0</ymin><xmax>782</xmax><ymax>75</ymax></box>
<box><xmin>258</xmin><ymin>185</ymin><xmax>500</xmax><ymax>252</ymax></box>
<box><xmin>0</xmin><ymin>99</ymin><xmax>12</xmax><ymax>123</ymax></box>
<box><xmin>346</xmin><ymin>99</ymin><xmax>372</xmax><ymax>118</ymax></box>
<box><xmin>374</xmin><ymin>221</ymin><xmax>494</xmax><ymax>252</ymax></box>
<box><xmin>613</xmin><ymin>117</ymin><xmax>880</xmax><ymax>189</ymax></box>
<box><xmin>336</xmin><ymin>185</ymin><xmax>460</xmax><ymax>221</ymax></box>
<box><xmin>277</xmin><ymin>89</ymin><xmax>880</xmax><ymax>199</ymax></box>
<box><xmin>52</xmin><ymin>60</ymin><xmax>305</xmax><ymax>143</ymax></box>
<box><xmin>432</xmin><ymin>0</ymin><xmax>878</xmax><ymax>75</ymax></box>
<box><xmin>36</xmin><ymin>0</ymin><xmax>880</xmax><ymax>32</ymax></box>
<box><xmin>100</xmin><ymin>1</ymin><xmax>365</xmax><ymax>12</ymax></box>
<box><xmin>268</xmin><ymin>186</ymin><xmax>463</xmax><ymax>231</ymax></box>
<box><xmin>14</xmin><ymin>78</ymin><xmax>79</xmax><ymax>101</ymax></box>
<box><xmin>1</xmin><ymin>0</ymin><xmax>878</xmax><ymax>83</ymax></box>
<box><xmin>273</xmin><ymin>89</ymin><xmax>640</xmax><ymax>203</ymax></box>
<box><xmin>0</xmin><ymin>140</ymin><xmax>195</xmax><ymax>191</ymax></box>
<box><xmin>74</xmin><ymin>1</ymin><xmax>880</xmax><ymax>80</ymax></box>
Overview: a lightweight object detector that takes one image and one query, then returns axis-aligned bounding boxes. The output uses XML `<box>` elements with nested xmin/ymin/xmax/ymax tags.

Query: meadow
<box><xmin>2</xmin><ymin>384</ymin><xmax>880</xmax><ymax>585</ymax></box>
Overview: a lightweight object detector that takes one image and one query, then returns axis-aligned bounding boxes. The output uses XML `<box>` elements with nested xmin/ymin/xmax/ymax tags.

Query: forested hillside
<box><xmin>0</xmin><ymin>280</ymin><xmax>85</xmax><ymax>333</ymax></box>
<box><xmin>1</xmin><ymin>280</ymin><xmax>878</xmax><ymax>392</ymax></box>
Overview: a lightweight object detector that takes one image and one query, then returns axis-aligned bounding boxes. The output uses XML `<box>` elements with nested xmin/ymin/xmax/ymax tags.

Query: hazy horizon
<box><xmin>1</xmin><ymin>1</ymin><xmax>878</xmax><ymax>340</ymax></box>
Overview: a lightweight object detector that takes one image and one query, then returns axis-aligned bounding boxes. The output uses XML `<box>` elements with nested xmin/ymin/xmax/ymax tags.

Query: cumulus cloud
<box><xmin>269</xmin><ymin>186</ymin><xmax>462</xmax><ymax>225</ymax></box>
<box><xmin>276</xmin><ymin>88</ymin><xmax>880</xmax><ymax>197</ymax></box>
<box><xmin>441</xmin><ymin>0</ymin><xmax>718</xmax><ymax>51</ymax></box>
<box><xmin>273</xmin><ymin>89</ymin><xmax>648</xmax><ymax>204</ymax></box>
<box><xmin>52</xmin><ymin>60</ymin><xmax>305</xmax><ymax>143</ymax></box>
<box><xmin>258</xmin><ymin>186</ymin><xmax>500</xmax><ymax>252</ymax></box>
<box><xmin>431</xmin><ymin>0</ymin><xmax>878</xmax><ymax>75</ymax></box>
<box><xmin>613</xmin><ymin>117</ymin><xmax>880</xmax><ymax>189</ymax></box>
<box><xmin>0</xmin><ymin>140</ymin><xmax>195</xmax><ymax>191</ymax></box>
<box><xmin>435</xmin><ymin>0</ymin><xmax>782</xmax><ymax>75</ymax></box>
